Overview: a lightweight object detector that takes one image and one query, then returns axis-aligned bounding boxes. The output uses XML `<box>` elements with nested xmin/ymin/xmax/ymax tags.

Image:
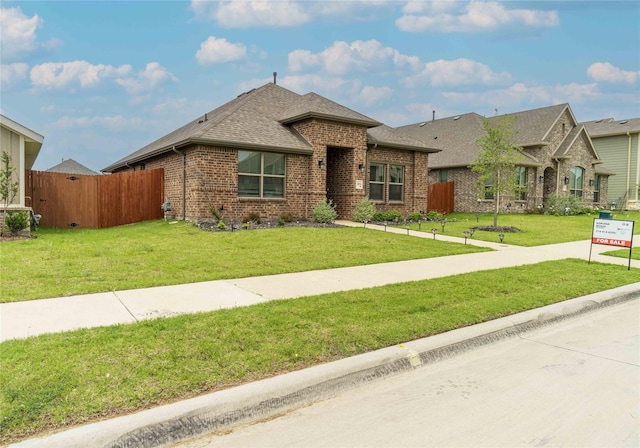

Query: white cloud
<box><xmin>404</xmin><ymin>58</ymin><xmax>511</xmax><ymax>87</ymax></box>
<box><xmin>50</xmin><ymin>115</ymin><xmax>143</xmax><ymax>131</ymax></box>
<box><xmin>191</xmin><ymin>0</ymin><xmax>309</xmax><ymax>27</ymax></box>
<box><xmin>1</xmin><ymin>63</ymin><xmax>29</xmax><ymax>88</ymax></box>
<box><xmin>356</xmin><ymin>86</ymin><xmax>393</xmax><ymax>106</ymax></box>
<box><xmin>115</xmin><ymin>62</ymin><xmax>178</xmax><ymax>94</ymax></box>
<box><xmin>191</xmin><ymin>0</ymin><xmax>392</xmax><ymax>27</ymax></box>
<box><xmin>396</xmin><ymin>1</ymin><xmax>559</xmax><ymax>33</ymax></box>
<box><xmin>288</xmin><ymin>39</ymin><xmax>421</xmax><ymax>75</ymax></box>
<box><xmin>441</xmin><ymin>82</ymin><xmax>599</xmax><ymax>109</ymax></box>
<box><xmin>30</xmin><ymin>61</ymin><xmax>131</xmax><ymax>89</ymax></box>
<box><xmin>195</xmin><ymin>36</ymin><xmax>247</xmax><ymax>65</ymax></box>
<box><xmin>0</xmin><ymin>6</ymin><xmax>62</xmax><ymax>59</ymax></box>
<box><xmin>587</xmin><ymin>62</ymin><xmax>639</xmax><ymax>84</ymax></box>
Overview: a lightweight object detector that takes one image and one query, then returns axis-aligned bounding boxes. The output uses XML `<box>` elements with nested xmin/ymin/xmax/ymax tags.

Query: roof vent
<box><xmin>453</xmin><ymin>116</ymin><xmax>461</xmax><ymax>121</ymax></box>
<box><xmin>619</xmin><ymin>120</ymin><xmax>628</xmax><ymax>124</ymax></box>
<box><xmin>434</xmin><ymin>136</ymin><xmax>438</xmax><ymax>140</ymax></box>
<box><xmin>595</xmin><ymin>119</ymin><xmax>603</xmax><ymax>123</ymax></box>
<box><xmin>419</xmin><ymin>122</ymin><xmax>426</xmax><ymax>127</ymax></box>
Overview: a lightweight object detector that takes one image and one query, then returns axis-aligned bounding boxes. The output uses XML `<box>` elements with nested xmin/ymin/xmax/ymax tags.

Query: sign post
<box><xmin>590</xmin><ymin>218</ymin><xmax>635</xmax><ymax>270</ymax></box>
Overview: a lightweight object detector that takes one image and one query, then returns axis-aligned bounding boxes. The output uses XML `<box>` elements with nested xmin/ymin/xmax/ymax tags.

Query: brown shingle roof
<box><xmin>397</xmin><ymin>104</ymin><xmax>573</xmax><ymax>168</ymax></box>
<box><xmin>582</xmin><ymin>117</ymin><xmax>640</xmax><ymax>137</ymax></box>
<box><xmin>367</xmin><ymin>125</ymin><xmax>440</xmax><ymax>153</ymax></box>
<box><xmin>103</xmin><ymin>84</ymin><xmax>390</xmax><ymax>172</ymax></box>
<box><xmin>279</xmin><ymin>92</ymin><xmax>381</xmax><ymax>127</ymax></box>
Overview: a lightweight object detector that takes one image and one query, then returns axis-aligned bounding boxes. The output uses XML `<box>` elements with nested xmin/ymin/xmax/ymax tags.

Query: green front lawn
<box><xmin>0</xmin><ymin>221</ymin><xmax>486</xmax><ymax>303</ymax></box>
<box><xmin>1</xmin><ymin>259</ymin><xmax>637</xmax><ymax>444</ymax></box>
<box><xmin>409</xmin><ymin>211</ymin><xmax>640</xmax><ymax>246</ymax></box>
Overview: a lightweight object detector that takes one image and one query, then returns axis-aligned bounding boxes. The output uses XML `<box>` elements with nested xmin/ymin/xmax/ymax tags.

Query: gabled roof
<box><xmin>397</xmin><ymin>104</ymin><xmax>575</xmax><ymax>169</ymax></box>
<box><xmin>103</xmin><ymin>83</ymin><xmax>391</xmax><ymax>173</ymax></box>
<box><xmin>0</xmin><ymin>114</ymin><xmax>44</xmax><ymax>170</ymax></box>
<box><xmin>553</xmin><ymin>125</ymin><xmax>600</xmax><ymax>161</ymax></box>
<box><xmin>47</xmin><ymin>159</ymin><xmax>98</xmax><ymax>175</ymax></box>
<box><xmin>582</xmin><ymin>117</ymin><xmax>640</xmax><ymax>137</ymax></box>
<box><xmin>279</xmin><ymin>92</ymin><xmax>381</xmax><ymax>127</ymax></box>
<box><xmin>367</xmin><ymin>125</ymin><xmax>440</xmax><ymax>153</ymax></box>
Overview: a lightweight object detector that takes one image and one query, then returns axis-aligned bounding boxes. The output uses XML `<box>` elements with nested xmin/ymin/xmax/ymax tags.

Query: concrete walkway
<box><xmin>1</xmin><ymin>220</ymin><xmax>638</xmax><ymax>342</ymax></box>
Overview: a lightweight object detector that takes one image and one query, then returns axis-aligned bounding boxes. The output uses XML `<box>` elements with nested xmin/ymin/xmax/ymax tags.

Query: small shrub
<box><xmin>352</xmin><ymin>198</ymin><xmax>376</xmax><ymax>223</ymax></box>
<box><xmin>242</xmin><ymin>223</ymin><xmax>250</xmax><ymax>230</ymax></box>
<box><xmin>209</xmin><ymin>206</ymin><xmax>222</xmax><ymax>222</ymax></box>
<box><xmin>372</xmin><ymin>212</ymin><xmax>387</xmax><ymax>222</ymax></box>
<box><xmin>386</xmin><ymin>209</ymin><xmax>403</xmax><ymax>222</ymax></box>
<box><xmin>406</xmin><ymin>212</ymin><xmax>423</xmax><ymax>222</ymax></box>
<box><xmin>217</xmin><ymin>221</ymin><xmax>226</xmax><ymax>230</ymax></box>
<box><xmin>425</xmin><ymin>211</ymin><xmax>445</xmax><ymax>221</ymax></box>
<box><xmin>278</xmin><ymin>219</ymin><xmax>285</xmax><ymax>227</ymax></box>
<box><xmin>242</xmin><ymin>212</ymin><xmax>261</xmax><ymax>224</ymax></box>
<box><xmin>4</xmin><ymin>210</ymin><xmax>29</xmax><ymax>235</ymax></box>
<box><xmin>312</xmin><ymin>199</ymin><xmax>337</xmax><ymax>223</ymax></box>
<box><xmin>280</xmin><ymin>212</ymin><xmax>296</xmax><ymax>223</ymax></box>
<box><xmin>545</xmin><ymin>193</ymin><xmax>584</xmax><ymax>216</ymax></box>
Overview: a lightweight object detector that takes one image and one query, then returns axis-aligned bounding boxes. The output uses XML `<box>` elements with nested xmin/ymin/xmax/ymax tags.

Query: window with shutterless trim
<box><xmin>369</xmin><ymin>163</ymin><xmax>385</xmax><ymax>201</ymax></box>
<box><xmin>238</xmin><ymin>150</ymin><xmax>285</xmax><ymax>198</ymax></box>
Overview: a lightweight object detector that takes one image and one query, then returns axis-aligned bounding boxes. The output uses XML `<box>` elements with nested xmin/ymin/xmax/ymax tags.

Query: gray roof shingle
<box><xmin>46</xmin><ymin>159</ymin><xmax>98</xmax><ymax>175</ymax></box>
<box><xmin>582</xmin><ymin>117</ymin><xmax>640</xmax><ymax>137</ymax></box>
<box><xmin>397</xmin><ymin>104</ymin><xmax>573</xmax><ymax>168</ymax></box>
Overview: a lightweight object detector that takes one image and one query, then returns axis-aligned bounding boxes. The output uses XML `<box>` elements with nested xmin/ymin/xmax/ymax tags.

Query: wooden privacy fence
<box><xmin>428</xmin><ymin>181</ymin><xmax>454</xmax><ymax>214</ymax></box>
<box><xmin>26</xmin><ymin>169</ymin><xmax>164</xmax><ymax>229</ymax></box>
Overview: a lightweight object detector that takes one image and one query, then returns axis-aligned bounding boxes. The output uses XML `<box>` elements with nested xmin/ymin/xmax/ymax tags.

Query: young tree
<box><xmin>0</xmin><ymin>150</ymin><xmax>19</xmax><ymax>208</ymax></box>
<box><xmin>470</xmin><ymin>115</ymin><xmax>524</xmax><ymax>228</ymax></box>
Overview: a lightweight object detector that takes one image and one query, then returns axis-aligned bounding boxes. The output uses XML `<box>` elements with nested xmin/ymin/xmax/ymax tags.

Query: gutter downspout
<box><xmin>172</xmin><ymin>146</ymin><xmax>186</xmax><ymax>220</ymax></box>
<box><xmin>633</xmin><ymin>132</ymin><xmax>640</xmax><ymax>204</ymax></box>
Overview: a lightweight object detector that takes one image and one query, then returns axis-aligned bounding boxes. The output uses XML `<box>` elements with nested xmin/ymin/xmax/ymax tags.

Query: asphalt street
<box><xmin>175</xmin><ymin>298</ymin><xmax>640</xmax><ymax>448</ymax></box>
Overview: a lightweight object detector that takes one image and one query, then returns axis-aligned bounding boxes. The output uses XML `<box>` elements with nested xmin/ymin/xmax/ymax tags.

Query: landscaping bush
<box><xmin>406</xmin><ymin>212</ymin><xmax>423</xmax><ymax>222</ymax></box>
<box><xmin>242</xmin><ymin>212</ymin><xmax>261</xmax><ymax>224</ymax></box>
<box><xmin>352</xmin><ymin>198</ymin><xmax>376</xmax><ymax>223</ymax></box>
<box><xmin>280</xmin><ymin>212</ymin><xmax>296</xmax><ymax>223</ymax></box>
<box><xmin>3</xmin><ymin>210</ymin><xmax>29</xmax><ymax>235</ymax></box>
<box><xmin>312</xmin><ymin>199</ymin><xmax>337</xmax><ymax>223</ymax></box>
<box><xmin>425</xmin><ymin>210</ymin><xmax>445</xmax><ymax>221</ymax></box>
<box><xmin>372</xmin><ymin>212</ymin><xmax>387</xmax><ymax>222</ymax></box>
<box><xmin>545</xmin><ymin>193</ymin><xmax>584</xmax><ymax>216</ymax></box>
<box><xmin>385</xmin><ymin>209</ymin><xmax>403</xmax><ymax>222</ymax></box>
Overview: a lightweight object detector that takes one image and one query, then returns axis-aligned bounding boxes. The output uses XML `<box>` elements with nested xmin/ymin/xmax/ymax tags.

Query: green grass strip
<box><xmin>1</xmin><ymin>259</ymin><xmax>638</xmax><ymax>443</ymax></box>
<box><xmin>0</xmin><ymin>222</ymin><xmax>485</xmax><ymax>303</ymax></box>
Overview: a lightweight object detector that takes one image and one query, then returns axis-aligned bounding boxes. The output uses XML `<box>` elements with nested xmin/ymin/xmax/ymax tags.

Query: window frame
<box><xmin>484</xmin><ymin>176</ymin><xmax>494</xmax><ymax>200</ymax></box>
<box><xmin>369</xmin><ymin>163</ymin><xmax>385</xmax><ymax>202</ymax></box>
<box><xmin>515</xmin><ymin>166</ymin><xmax>527</xmax><ymax>201</ymax></box>
<box><xmin>388</xmin><ymin>164</ymin><xmax>404</xmax><ymax>202</ymax></box>
<box><xmin>238</xmin><ymin>150</ymin><xmax>286</xmax><ymax>199</ymax></box>
<box><xmin>569</xmin><ymin>166</ymin><xmax>584</xmax><ymax>198</ymax></box>
<box><xmin>593</xmin><ymin>174</ymin><xmax>600</xmax><ymax>202</ymax></box>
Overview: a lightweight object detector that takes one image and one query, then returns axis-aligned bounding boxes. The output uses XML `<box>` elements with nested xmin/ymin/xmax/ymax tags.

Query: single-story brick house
<box><xmin>582</xmin><ymin>117</ymin><xmax>640</xmax><ymax>211</ymax></box>
<box><xmin>103</xmin><ymin>83</ymin><xmax>439</xmax><ymax>221</ymax></box>
<box><xmin>398</xmin><ymin>103</ymin><xmax>612</xmax><ymax>213</ymax></box>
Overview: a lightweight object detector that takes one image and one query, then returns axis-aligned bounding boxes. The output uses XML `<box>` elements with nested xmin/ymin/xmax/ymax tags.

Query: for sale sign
<box><xmin>591</xmin><ymin>219</ymin><xmax>634</xmax><ymax>248</ymax></box>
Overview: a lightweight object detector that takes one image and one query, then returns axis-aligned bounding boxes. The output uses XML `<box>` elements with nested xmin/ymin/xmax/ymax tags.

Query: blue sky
<box><xmin>1</xmin><ymin>1</ymin><xmax>639</xmax><ymax>172</ymax></box>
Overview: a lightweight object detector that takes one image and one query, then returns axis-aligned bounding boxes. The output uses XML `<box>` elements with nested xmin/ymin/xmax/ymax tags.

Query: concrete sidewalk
<box><xmin>1</xmin><ymin>221</ymin><xmax>638</xmax><ymax>342</ymax></box>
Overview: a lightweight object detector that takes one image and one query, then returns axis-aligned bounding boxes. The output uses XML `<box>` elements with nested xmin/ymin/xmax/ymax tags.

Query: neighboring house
<box><xmin>0</xmin><ymin>114</ymin><xmax>44</xmax><ymax>208</ymax></box>
<box><xmin>398</xmin><ymin>104</ymin><xmax>610</xmax><ymax>213</ymax></box>
<box><xmin>583</xmin><ymin>118</ymin><xmax>640</xmax><ymax>211</ymax></box>
<box><xmin>46</xmin><ymin>159</ymin><xmax>99</xmax><ymax>175</ymax></box>
<box><xmin>103</xmin><ymin>83</ymin><xmax>439</xmax><ymax>221</ymax></box>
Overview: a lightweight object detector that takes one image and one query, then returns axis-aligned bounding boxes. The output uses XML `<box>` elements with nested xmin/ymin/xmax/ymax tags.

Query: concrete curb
<box><xmin>10</xmin><ymin>282</ymin><xmax>640</xmax><ymax>448</ymax></box>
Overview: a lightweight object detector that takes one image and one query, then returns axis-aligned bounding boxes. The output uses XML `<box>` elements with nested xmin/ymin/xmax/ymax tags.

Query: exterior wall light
<box><xmin>589</xmin><ymin>179</ymin><xmax>594</xmax><ymax>186</ymax></box>
<box><xmin>564</xmin><ymin>176</ymin><xmax>570</xmax><ymax>185</ymax></box>
<box><xmin>318</xmin><ymin>159</ymin><xmax>325</xmax><ymax>169</ymax></box>
<box><xmin>358</xmin><ymin>163</ymin><xmax>364</xmax><ymax>171</ymax></box>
